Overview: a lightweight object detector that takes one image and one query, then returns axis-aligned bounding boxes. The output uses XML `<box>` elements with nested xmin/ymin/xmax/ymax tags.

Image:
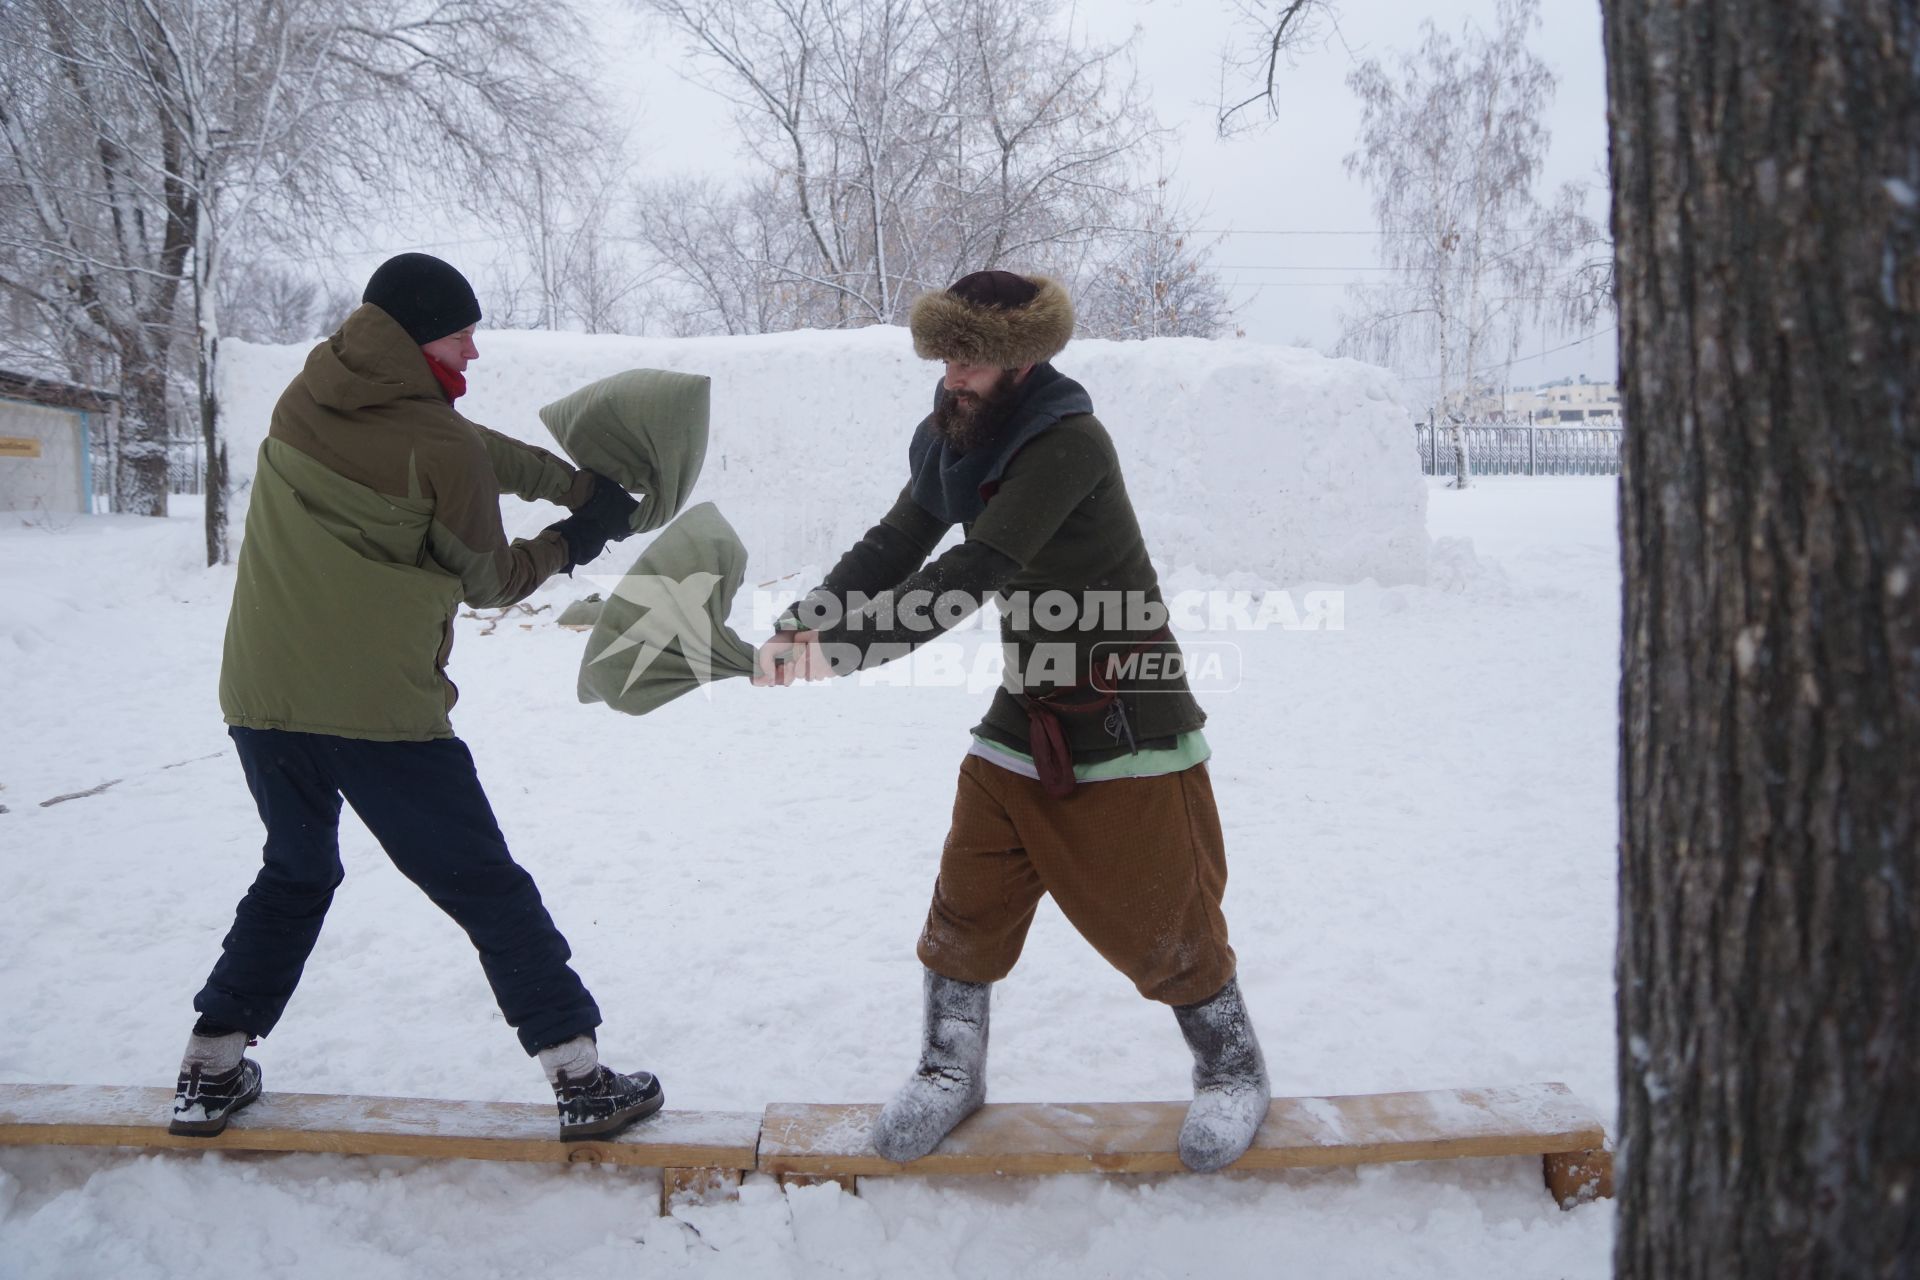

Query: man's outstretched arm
<box><xmin>764</xmin><ymin>427</ymin><xmax>1108</xmax><ymax>682</ymax></box>
<box><xmin>778</xmin><ymin>484</ymin><xmax>952</xmax><ymax>629</ymax></box>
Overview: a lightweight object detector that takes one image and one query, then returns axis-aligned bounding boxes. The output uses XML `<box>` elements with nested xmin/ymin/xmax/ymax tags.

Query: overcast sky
<box><xmin>594</xmin><ymin>0</ymin><xmax>1615</xmax><ymax>386</ymax></box>
<box><xmin>340</xmin><ymin>2</ymin><xmax>1614</xmax><ymax>389</ymax></box>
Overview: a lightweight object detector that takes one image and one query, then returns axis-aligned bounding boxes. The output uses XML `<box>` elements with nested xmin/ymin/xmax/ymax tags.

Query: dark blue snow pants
<box><xmin>194</xmin><ymin>726</ymin><xmax>601</xmax><ymax>1054</ymax></box>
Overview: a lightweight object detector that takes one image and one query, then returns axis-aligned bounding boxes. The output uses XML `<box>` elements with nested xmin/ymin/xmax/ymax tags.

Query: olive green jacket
<box><xmin>219</xmin><ymin>304</ymin><xmax>590</xmax><ymax>741</ymax></box>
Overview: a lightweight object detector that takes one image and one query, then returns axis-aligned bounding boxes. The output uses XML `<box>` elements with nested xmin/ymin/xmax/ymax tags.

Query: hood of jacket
<box><xmin>302</xmin><ymin>303</ymin><xmax>442</xmax><ymax>413</ymax></box>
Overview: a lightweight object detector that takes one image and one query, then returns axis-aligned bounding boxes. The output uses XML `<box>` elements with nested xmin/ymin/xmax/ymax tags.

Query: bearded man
<box><xmin>756</xmin><ymin>270</ymin><xmax>1271</xmax><ymax>1171</ymax></box>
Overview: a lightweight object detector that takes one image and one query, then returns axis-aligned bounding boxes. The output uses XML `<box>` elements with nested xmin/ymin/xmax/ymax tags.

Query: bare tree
<box><xmin>1214</xmin><ymin>0</ymin><xmax>1336</xmax><ymax>135</ymax></box>
<box><xmin>1606</xmin><ymin>0</ymin><xmax>1918</xmax><ymax>1273</ymax></box>
<box><xmin>930</xmin><ymin>0</ymin><xmax>1154</xmax><ymax>284</ymax></box>
<box><xmin>1556</xmin><ymin>166</ymin><xmax>1617</xmax><ymax>335</ymax></box>
<box><xmin>487</xmin><ymin>140</ymin><xmax>660</xmax><ymax>336</ymax></box>
<box><xmin>0</xmin><ymin>0</ymin><xmax>597</xmax><ymax>562</ymax></box>
<box><xmin>632</xmin><ymin>0</ymin><xmax>1159</xmax><ymax>334</ymax></box>
<box><xmin>217</xmin><ymin>264</ymin><xmax>325</xmax><ymax>344</ymax></box>
<box><xmin>639</xmin><ymin>175</ymin><xmax>818</xmax><ymax>335</ymax></box>
<box><xmin>1078</xmin><ymin>177</ymin><xmax>1235</xmax><ymax>340</ymax></box>
<box><xmin>1337</xmin><ymin>0</ymin><xmax>1596</xmax><ymax>488</ymax></box>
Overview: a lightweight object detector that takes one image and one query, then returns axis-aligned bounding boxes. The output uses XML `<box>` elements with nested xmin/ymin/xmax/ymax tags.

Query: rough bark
<box><xmin>114</xmin><ymin>365</ymin><xmax>172</xmax><ymax>518</ymax></box>
<box><xmin>1605</xmin><ymin>1</ymin><xmax>1919</xmax><ymax>1277</ymax></box>
<box><xmin>201</xmin><ymin>334</ymin><xmax>228</xmax><ymax>565</ymax></box>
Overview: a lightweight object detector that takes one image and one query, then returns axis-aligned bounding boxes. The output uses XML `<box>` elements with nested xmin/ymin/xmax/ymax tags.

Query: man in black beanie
<box><xmin>171</xmin><ymin>252</ymin><xmax>662</xmax><ymax>1141</ymax></box>
<box><xmin>361</xmin><ymin>251</ymin><xmax>484</xmax><ymax>346</ymax></box>
<box><xmin>757</xmin><ymin>269</ymin><xmax>1270</xmax><ymax>1173</ymax></box>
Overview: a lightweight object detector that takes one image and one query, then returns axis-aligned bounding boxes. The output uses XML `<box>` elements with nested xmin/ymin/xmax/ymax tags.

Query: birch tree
<box><xmin>1337</xmin><ymin>0</ymin><xmax>1596</xmax><ymax>488</ymax></box>
<box><xmin>0</xmin><ymin>0</ymin><xmax>594</xmax><ymax>561</ymax></box>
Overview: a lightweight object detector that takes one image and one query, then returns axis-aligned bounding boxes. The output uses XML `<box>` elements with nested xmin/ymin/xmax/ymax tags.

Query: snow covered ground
<box><xmin>0</xmin><ymin>447</ymin><xmax>1620</xmax><ymax>1274</ymax></box>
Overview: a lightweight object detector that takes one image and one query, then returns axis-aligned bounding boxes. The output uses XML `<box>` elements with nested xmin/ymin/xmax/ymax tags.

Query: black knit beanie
<box><xmin>362</xmin><ymin>253</ymin><xmax>482</xmax><ymax>345</ymax></box>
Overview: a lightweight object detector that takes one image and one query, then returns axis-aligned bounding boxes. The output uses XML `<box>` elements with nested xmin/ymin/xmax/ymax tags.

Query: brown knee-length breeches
<box><xmin>916</xmin><ymin>755</ymin><xmax>1237</xmax><ymax>1006</ymax></box>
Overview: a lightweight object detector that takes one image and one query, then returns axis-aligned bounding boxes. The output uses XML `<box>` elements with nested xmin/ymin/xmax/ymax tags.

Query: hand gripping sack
<box><xmin>577</xmin><ymin>502</ymin><xmax>758</xmax><ymax>714</ymax></box>
<box><xmin>539</xmin><ymin>368</ymin><xmax>710</xmax><ymax>533</ymax></box>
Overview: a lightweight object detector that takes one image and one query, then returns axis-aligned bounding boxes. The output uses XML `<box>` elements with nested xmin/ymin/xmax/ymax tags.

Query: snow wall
<box><xmin>220</xmin><ymin>327</ymin><xmax>1428</xmax><ymax>586</ymax></box>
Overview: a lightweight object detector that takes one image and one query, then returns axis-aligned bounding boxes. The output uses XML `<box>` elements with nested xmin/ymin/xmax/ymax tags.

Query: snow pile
<box><xmin>218</xmin><ymin>328</ymin><xmax>1427</xmax><ymax>586</ymax></box>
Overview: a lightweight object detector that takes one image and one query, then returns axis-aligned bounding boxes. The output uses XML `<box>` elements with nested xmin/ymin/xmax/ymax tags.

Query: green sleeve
<box><xmin>474</xmin><ymin>423</ymin><xmax>590</xmax><ymax>508</ymax></box>
<box><xmin>780</xmin><ymin>485</ymin><xmax>952</xmax><ymax>631</ymax></box>
<box><xmin>419</xmin><ymin>432</ymin><xmax>571</xmax><ymax>608</ymax></box>
<box><xmin>965</xmin><ymin>426</ymin><xmax>1109</xmax><ymax>568</ymax></box>
<box><xmin>875</xmin><ymin>484</ymin><xmax>951</xmax><ymax>557</ymax></box>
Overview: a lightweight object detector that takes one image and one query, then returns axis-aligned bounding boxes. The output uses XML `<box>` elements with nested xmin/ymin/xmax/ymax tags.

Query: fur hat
<box><xmin>909</xmin><ymin>270</ymin><xmax>1075</xmax><ymax>367</ymax></box>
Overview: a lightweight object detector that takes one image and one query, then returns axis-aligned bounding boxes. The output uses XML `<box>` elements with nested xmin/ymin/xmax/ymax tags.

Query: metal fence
<box><xmin>1416</xmin><ymin>421</ymin><xmax>1623</xmax><ymax>477</ymax></box>
<box><xmin>107</xmin><ymin>420</ymin><xmax>1624</xmax><ymax>502</ymax></box>
<box><xmin>167</xmin><ymin>434</ymin><xmax>207</xmax><ymax>494</ymax></box>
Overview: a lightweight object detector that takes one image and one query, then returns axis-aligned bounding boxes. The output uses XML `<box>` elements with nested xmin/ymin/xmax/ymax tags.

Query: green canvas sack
<box><xmin>577</xmin><ymin>502</ymin><xmax>759</xmax><ymax>714</ymax></box>
<box><xmin>539</xmin><ymin>368</ymin><xmax>710</xmax><ymax>533</ymax></box>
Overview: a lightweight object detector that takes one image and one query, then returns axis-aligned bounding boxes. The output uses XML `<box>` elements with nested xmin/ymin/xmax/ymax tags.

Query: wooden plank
<box><xmin>660</xmin><ymin>1166</ymin><xmax>742</xmax><ymax>1214</ymax></box>
<box><xmin>1543</xmin><ymin>1147</ymin><xmax>1615</xmax><ymax>1207</ymax></box>
<box><xmin>759</xmin><ymin>1083</ymin><xmax>1607</xmax><ymax>1179</ymax></box>
<box><xmin>779</xmin><ymin>1173</ymin><xmax>859</xmax><ymax>1195</ymax></box>
<box><xmin>0</xmin><ymin>1084</ymin><xmax>761</xmax><ymax>1171</ymax></box>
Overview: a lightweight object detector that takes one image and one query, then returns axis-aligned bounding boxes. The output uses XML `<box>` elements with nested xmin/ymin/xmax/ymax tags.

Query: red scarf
<box><xmin>425</xmin><ymin>353</ymin><xmax>467</xmax><ymax>403</ymax></box>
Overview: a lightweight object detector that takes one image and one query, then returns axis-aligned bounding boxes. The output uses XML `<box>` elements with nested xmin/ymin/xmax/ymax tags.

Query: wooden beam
<box><xmin>1</xmin><ymin>1081</ymin><xmax>1610</xmax><ymax>1210</ymax></box>
<box><xmin>759</xmin><ymin>1083</ymin><xmax>1609</xmax><ymax>1190</ymax></box>
<box><xmin>1543</xmin><ymin>1146</ymin><xmax>1615</xmax><ymax>1208</ymax></box>
<box><xmin>0</xmin><ymin>1083</ymin><xmax>761</xmax><ymax>1172</ymax></box>
<box><xmin>779</xmin><ymin>1172</ymin><xmax>860</xmax><ymax>1195</ymax></box>
<box><xmin>660</xmin><ymin>1166</ymin><xmax>743</xmax><ymax>1214</ymax></box>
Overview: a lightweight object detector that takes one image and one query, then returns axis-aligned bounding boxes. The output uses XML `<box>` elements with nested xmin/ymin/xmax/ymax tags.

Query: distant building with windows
<box><xmin>1501</xmin><ymin>376</ymin><xmax>1621</xmax><ymax>423</ymax></box>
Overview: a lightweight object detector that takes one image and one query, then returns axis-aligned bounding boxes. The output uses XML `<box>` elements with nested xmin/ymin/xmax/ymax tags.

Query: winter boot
<box><xmin>871</xmin><ymin>968</ymin><xmax>991</xmax><ymax>1163</ymax></box>
<box><xmin>169</xmin><ymin>1023</ymin><xmax>263</xmax><ymax>1137</ymax></box>
<box><xmin>1172</xmin><ymin>977</ymin><xmax>1270</xmax><ymax>1172</ymax></box>
<box><xmin>540</xmin><ymin>1035</ymin><xmax>665</xmax><ymax>1141</ymax></box>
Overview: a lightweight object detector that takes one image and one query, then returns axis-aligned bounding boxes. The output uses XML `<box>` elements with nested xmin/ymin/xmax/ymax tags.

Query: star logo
<box><xmin>583</xmin><ymin>571</ymin><xmax>727</xmax><ymax>695</ymax></box>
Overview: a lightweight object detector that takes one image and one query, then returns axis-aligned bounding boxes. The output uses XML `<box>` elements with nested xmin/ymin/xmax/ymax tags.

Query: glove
<box><xmin>545</xmin><ymin>513</ymin><xmax>610</xmax><ymax>573</ymax></box>
<box><xmin>575</xmin><ymin>470</ymin><xmax>641</xmax><ymax>542</ymax></box>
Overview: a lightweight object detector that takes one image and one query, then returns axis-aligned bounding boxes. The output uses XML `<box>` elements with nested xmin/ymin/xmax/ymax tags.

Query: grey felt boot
<box><xmin>870</xmin><ymin>968</ymin><xmax>991</xmax><ymax>1163</ymax></box>
<box><xmin>1173</xmin><ymin>977</ymin><xmax>1270</xmax><ymax>1172</ymax></box>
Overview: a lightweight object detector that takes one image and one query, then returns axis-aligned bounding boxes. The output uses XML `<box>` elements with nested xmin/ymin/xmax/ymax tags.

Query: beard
<box><xmin>932</xmin><ymin>369</ymin><xmax>1025</xmax><ymax>452</ymax></box>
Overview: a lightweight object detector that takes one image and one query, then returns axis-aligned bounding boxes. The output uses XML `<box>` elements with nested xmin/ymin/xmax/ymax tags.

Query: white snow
<box><xmin>217</xmin><ymin>328</ymin><xmax>1429</xmax><ymax>587</ymax></box>
<box><xmin>1</xmin><ymin>324</ymin><xmax>1617</xmax><ymax>1278</ymax></box>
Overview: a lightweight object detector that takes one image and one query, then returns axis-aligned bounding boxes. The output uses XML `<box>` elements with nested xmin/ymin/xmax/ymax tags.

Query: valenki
<box><xmin>757</xmin><ymin>268</ymin><xmax>1271</xmax><ymax>1172</ymax></box>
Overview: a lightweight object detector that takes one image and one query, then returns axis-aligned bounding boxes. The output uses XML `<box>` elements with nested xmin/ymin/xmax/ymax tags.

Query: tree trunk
<box><xmin>115</xmin><ymin>364</ymin><xmax>172</xmax><ymax>518</ymax></box>
<box><xmin>200</xmin><ymin>330</ymin><xmax>228</xmax><ymax>565</ymax></box>
<box><xmin>1604</xmin><ymin>2</ymin><xmax>1919</xmax><ymax>1277</ymax></box>
<box><xmin>197</xmin><ymin>217</ymin><xmax>229</xmax><ymax>566</ymax></box>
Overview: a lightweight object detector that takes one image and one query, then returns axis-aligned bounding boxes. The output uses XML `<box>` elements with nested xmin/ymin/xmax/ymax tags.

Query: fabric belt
<box><xmin>1016</xmin><ymin>627</ymin><xmax>1172</xmax><ymax>799</ymax></box>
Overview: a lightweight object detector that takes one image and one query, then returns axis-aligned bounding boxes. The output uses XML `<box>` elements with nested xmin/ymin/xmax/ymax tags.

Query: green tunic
<box><xmin>805</xmin><ymin>373</ymin><xmax>1208</xmax><ymax>763</ymax></box>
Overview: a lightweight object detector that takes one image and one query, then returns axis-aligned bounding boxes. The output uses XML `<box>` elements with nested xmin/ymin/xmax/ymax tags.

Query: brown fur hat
<box><xmin>909</xmin><ymin>270</ymin><xmax>1075</xmax><ymax>367</ymax></box>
